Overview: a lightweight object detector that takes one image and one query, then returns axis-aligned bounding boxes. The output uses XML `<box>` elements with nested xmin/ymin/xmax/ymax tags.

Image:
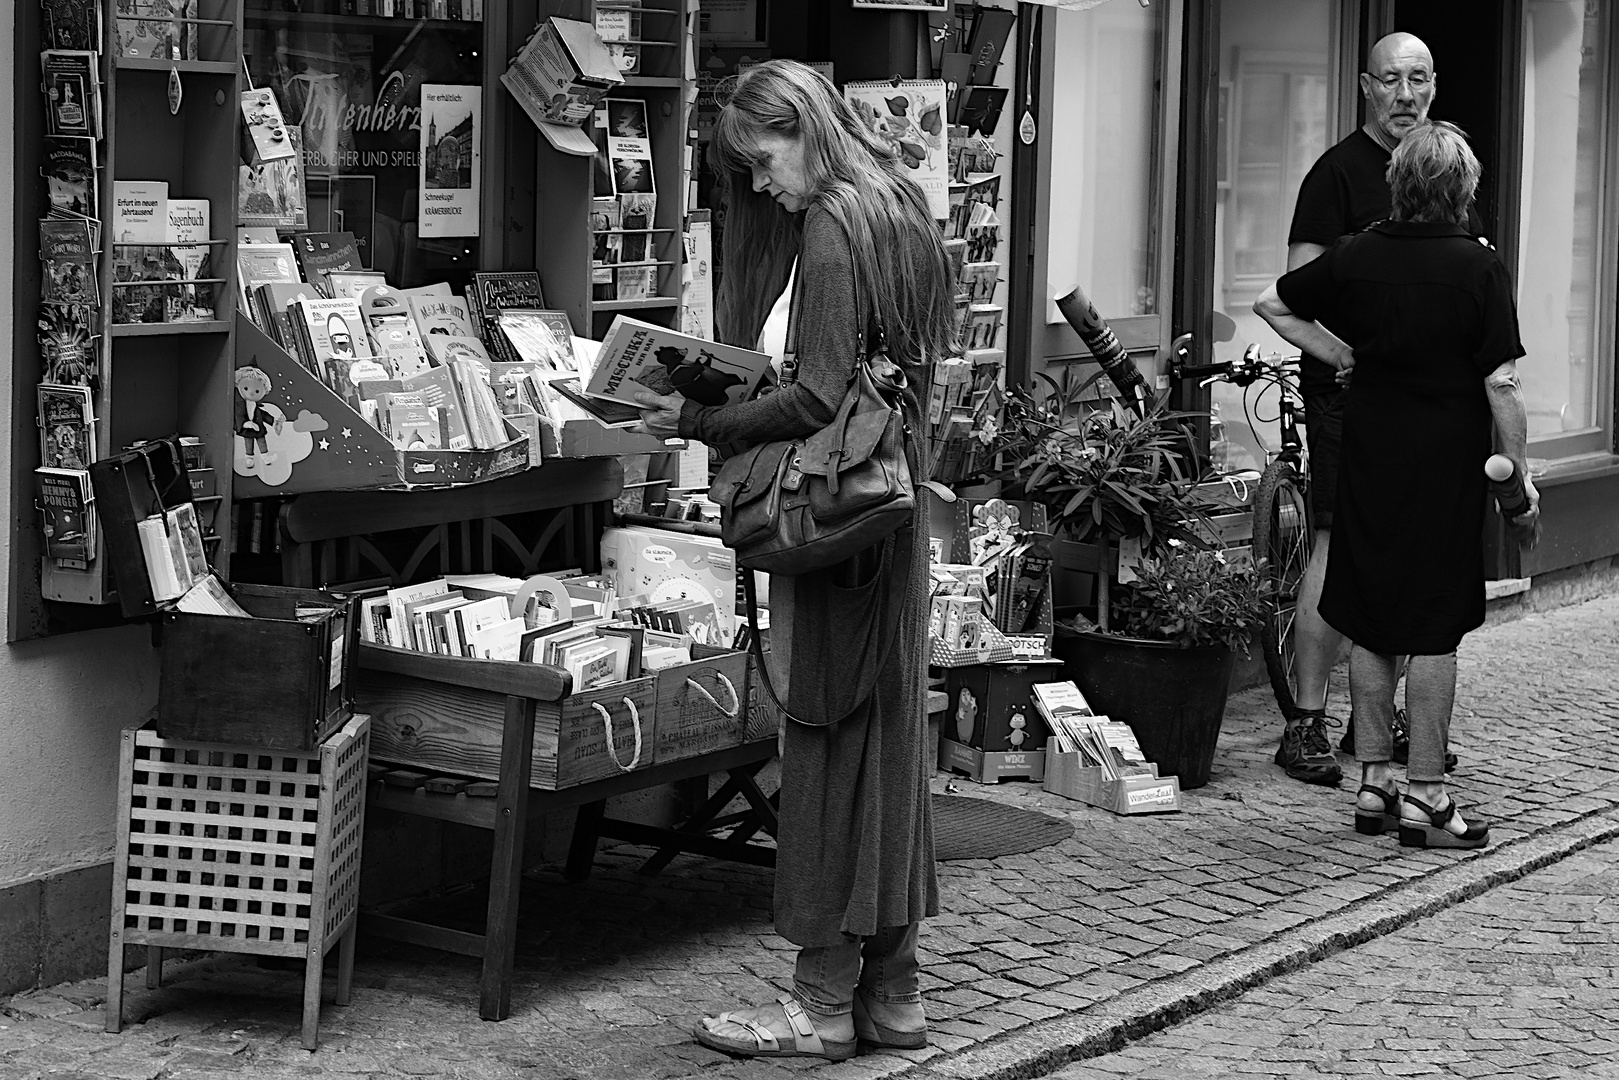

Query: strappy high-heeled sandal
<box><xmin>1354</xmin><ymin>784</ymin><xmax>1401</xmax><ymax>836</ymax></box>
<box><xmin>1399</xmin><ymin>794</ymin><xmax>1488</xmax><ymax>849</ymax></box>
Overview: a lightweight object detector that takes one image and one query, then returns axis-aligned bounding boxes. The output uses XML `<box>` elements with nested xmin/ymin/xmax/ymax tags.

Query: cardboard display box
<box><xmin>939</xmin><ymin>736</ymin><xmax>1045</xmax><ymax>784</ymax></box>
<box><xmin>943</xmin><ymin>659</ymin><xmax>1065</xmax><ymax>752</ymax></box>
<box><xmin>233</xmin><ymin>316</ymin><xmax>532</xmax><ymax>495</ymax></box>
<box><xmin>600</xmin><ymin>525</ymin><xmax>744</xmax><ymax>646</ymax></box>
<box><xmin>1043</xmin><ymin>751</ymin><xmax>1182</xmax><ymax>815</ymax></box>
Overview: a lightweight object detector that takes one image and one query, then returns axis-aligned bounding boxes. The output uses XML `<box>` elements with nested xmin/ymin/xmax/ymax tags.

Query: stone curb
<box><xmin>899</xmin><ymin>803</ymin><xmax>1619</xmax><ymax>1080</ymax></box>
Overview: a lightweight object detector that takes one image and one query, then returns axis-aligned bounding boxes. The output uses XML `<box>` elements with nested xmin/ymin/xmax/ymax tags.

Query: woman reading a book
<box><xmin>632</xmin><ymin>60</ymin><xmax>957</xmax><ymax>1061</ymax></box>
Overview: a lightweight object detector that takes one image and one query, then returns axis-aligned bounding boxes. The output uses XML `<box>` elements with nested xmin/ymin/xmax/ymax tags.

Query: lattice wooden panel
<box><xmin>112</xmin><ymin>715</ymin><xmax>370</xmax><ymax>958</ymax></box>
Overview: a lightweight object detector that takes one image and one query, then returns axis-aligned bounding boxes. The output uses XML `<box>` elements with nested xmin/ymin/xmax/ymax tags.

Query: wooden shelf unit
<box><xmin>535</xmin><ymin>0</ymin><xmax>690</xmax><ymax>339</ymax></box>
<box><xmin>39</xmin><ymin>1</ymin><xmax>244</xmax><ymax>613</ymax></box>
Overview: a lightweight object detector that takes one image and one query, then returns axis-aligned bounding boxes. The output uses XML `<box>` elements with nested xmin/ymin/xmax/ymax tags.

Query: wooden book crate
<box><xmin>355</xmin><ymin>643</ymin><xmax>660</xmax><ymax>789</ymax></box>
<box><xmin>158</xmin><ymin>583</ymin><xmax>356</xmax><ymax>751</ymax></box>
<box><xmin>106</xmin><ymin>715</ymin><xmax>371</xmax><ymax>1050</ymax></box>
<box><xmin>652</xmin><ymin>650</ymin><xmax>749</xmax><ymax>764</ymax></box>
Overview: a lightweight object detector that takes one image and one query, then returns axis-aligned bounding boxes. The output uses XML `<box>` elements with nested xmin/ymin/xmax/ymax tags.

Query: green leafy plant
<box><xmin>969</xmin><ymin>373</ymin><xmax>1269</xmax><ymax>650</ymax></box>
<box><xmin>1112</xmin><ymin>545</ymin><xmax>1269</xmax><ymax>653</ymax></box>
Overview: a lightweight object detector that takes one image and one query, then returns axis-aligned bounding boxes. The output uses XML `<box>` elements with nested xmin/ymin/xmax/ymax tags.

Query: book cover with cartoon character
<box><xmin>585</xmin><ymin>316</ymin><xmax>769</xmax><ymax>410</ymax></box>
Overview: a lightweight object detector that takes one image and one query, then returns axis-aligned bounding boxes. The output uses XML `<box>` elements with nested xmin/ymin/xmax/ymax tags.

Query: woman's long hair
<box><xmin>710</xmin><ymin>60</ymin><xmax>960</xmax><ymax>367</ymax></box>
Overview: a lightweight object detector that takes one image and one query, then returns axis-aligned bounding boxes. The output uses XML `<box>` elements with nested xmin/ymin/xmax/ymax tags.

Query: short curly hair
<box><xmin>1386</xmin><ymin>121</ymin><xmax>1479</xmax><ymax>225</ymax></box>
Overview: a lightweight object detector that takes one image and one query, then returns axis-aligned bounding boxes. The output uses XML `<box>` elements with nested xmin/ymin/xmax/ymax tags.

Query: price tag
<box><xmin>168</xmin><ymin>67</ymin><xmax>182</xmax><ymax>115</ymax></box>
<box><xmin>1018</xmin><ymin>110</ymin><xmax>1036</xmax><ymax>145</ymax></box>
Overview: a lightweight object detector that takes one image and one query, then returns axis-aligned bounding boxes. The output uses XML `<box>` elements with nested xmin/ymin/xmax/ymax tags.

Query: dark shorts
<box><xmin>1303</xmin><ymin>388</ymin><xmax>1347</xmax><ymax>531</ymax></box>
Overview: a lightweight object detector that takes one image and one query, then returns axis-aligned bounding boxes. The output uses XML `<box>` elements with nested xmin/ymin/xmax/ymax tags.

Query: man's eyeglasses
<box><xmin>1370</xmin><ymin>71</ymin><xmax>1432</xmax><ymax>91</ymax></box>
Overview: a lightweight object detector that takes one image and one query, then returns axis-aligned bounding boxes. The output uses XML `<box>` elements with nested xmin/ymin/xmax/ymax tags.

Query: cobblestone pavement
<box><xmin>1047</xmin><ymin>836</ymin><xmax>1619</xmax><ymax>1080</ymax></box>
<box><xmin>2</xmin><ymin>594</ymin><xmax>1616</xmax><ymax>1080</ymax></box>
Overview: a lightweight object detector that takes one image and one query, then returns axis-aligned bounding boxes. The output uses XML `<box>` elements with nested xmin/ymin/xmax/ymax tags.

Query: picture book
<box><xmin>115</xmin><ymin>0</ymin><xmax>178</xmax><ymax>59</ymax></box>
<box><xmin>450</xmin><ymin>359</ymin><xmax>510</xmax><ymax>448</ymax></box>
<box><xmin>251</xmin><ymin>281</ymin><xmax>319</xmax><ymax>348</ymax></box>
<box><xmin>43</xmin><ymin>0</ymin><xmax>102</xmax><ymax>51</ymax></box>
<box><xmin>423</xmin><ymin>333</ymin><xmax>493</xmax><ymax>371</ymax></box>
<box><xmin>408</xmin><ymin>293</ymin><xmax>477</xmax><ymax>339</ymax></box>
<box><xmin>386</xmin><ymin>579</ymin><xmax>450</xmax><ymax>647</ymax></box>
<box><xmin>495</xmin><ymin>309</ymin><xmax>574</xmax><ymax>371</ymax></box>
<box><xmin>324</xmin><ymin>270</ymin><xmax>388</xmax><ymax>302</ymax></box>
<box><xmin>595</xmin><ymin>4</ymin><xmax>641</xmax><ymax>76</ymax></box>
<box><xmin>550</xmin><ymin>377</ymin><xmax>641</xmax><ymax>428</ymax></box>
<box><xmin>111</xmin><ymin>245</ymin><xmax>184</xmax><ymax>324</ymax></box>
<box><xmin>400</xmin><ymin>367</ymin><xmax>471</xmax><ymax>449</ymax></box>
<box><xmin>293</xmin><ymin>231</ymin><xmax>363</xmax><ymax>293</ymax></box>
<box><xmin>42</xmin><ymin>136</ymin><xmax>98</xmax><ymax>219</ymax></box>
<box><xmin>137</xmin><ymin>513</ymin><xmax>192</xmax><ymax>603</ymax></box>
<box><xmin>323</xmin><ymin>355</ymin><xmax>390</xmax><ymax>413</ymax></box>
<box><xmin>37</xmin><ymin>303</ymin><xmax>98</xmax><ymax>387</ymax></box>
<box><xmin>289</xmin><ymin>297</ymin><xmax>372</xmax><ymax>372</ymax></box>
<box><xmin>36</xmin><ymin>467</ymin><xmax>96</xmax><ymax>565</ymax></box>
<box><xmin>373</xmin><ymin>323</ymin><xmax>434</xmax><ymax>380</ymax></box>
<box><xmin>239</xmin><ymin>128</ymin><xmax>308</xmax><ymax>230</ymax></box>
<box><xmin>236</xmin><ymin>243</ymin><xmax>300</xmax><ymax>314</ymax></box>
<box><xmin>112</xmin><ymin>181</ymin><xmax>168</xmax><ymax>244</ymax></box>
<box><xmin>42</xmin><ymin>50</ymin><xmax>102</xmax><ymax>139</ymax></box>
<box><xmin>168</xmin><ymin>501</ymin><xmax>210</xmax><ymax>582</ymax></box>
<box><xmin>40</xmin><ymin>219</ymin><xmax>99</xmax><ymax>307</ymax></box>
<box><xmin>586</xmin><ymin>316</ymin><xmax>770</xmax><ymax>409</ymax></box>
<box><xmin>38</xmin><ymin>384</ymin><xmax>96</xmax><ymax>470</ymax></box>
<box><xmin>468</xmin><ymin>270</ymin><xmax>544</xmax><ymax>337</ymax></box>
<box><xmin>378</xmin><ymin>392</ymin><xmax>443</xmax><ymax>451</ymax></box>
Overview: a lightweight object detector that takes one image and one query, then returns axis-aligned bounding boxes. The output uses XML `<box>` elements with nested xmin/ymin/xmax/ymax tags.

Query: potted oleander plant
<box><xmin>966</xmin><ymin>374</ymin><xmax>1268</xmax><ymax>788</ymax></box>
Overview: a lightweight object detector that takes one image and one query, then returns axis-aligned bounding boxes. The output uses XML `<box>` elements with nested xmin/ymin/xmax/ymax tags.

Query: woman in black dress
<box><xmin>1256</xmin><ymin>121</ymin><xmax>1539</xmax><ymax>849</ymax></box>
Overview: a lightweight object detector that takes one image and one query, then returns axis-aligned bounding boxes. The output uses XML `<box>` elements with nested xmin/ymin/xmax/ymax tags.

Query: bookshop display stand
<box><xmin>43</xmin><ymin>2</ymin><xmax>244</xmax><ymax>612</ymax></box>
<box><xmin>106</xmin><ymin>714</ymin><xmax>372</xmax><ymax>1051</ymax></box>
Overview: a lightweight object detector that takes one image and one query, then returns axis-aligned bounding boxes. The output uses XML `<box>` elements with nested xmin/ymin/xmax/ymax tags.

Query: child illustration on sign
<box><xmin>234</xmin><ymin>365</ymin><xmax>320</xmax><ymax>486</ymax></box>
<box><xmin>954</xmin><ymin>686</ymin><xmax>978</xmax><ymax>744</ymax></box>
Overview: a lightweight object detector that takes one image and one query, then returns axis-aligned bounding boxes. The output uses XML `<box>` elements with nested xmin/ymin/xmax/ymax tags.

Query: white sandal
<box><xmin>694</xmin><ymin>995</ymin><xmax>858</xmax><ymax>1061</ymax></box>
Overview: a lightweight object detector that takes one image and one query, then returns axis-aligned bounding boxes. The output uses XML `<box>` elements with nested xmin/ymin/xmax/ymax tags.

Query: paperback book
<box><xmin>292</xmin><ymin>231</ymin><xmax>364</xmax><ymax>293</ymax></box>
<box><xmin>166</xmin><ymin>197</ymin><xmax>213</xmax><ymax>321</ymax></box>
<box><xmin>38</xmin><ymin>384</ymin><xmax>96</xmax><ymax>470</ymax></box>
<box><xmin>43</xmin><ymin>0</ymin><xmax>103</xmax><ymax>51</ymax></box>
<box><xmin>467</xmin><ymin>270</ymin><xmax>544</xmax><ymax>339</ymax></box>
<box><xmin>407</xmin><ymin>293</ymin><xmax>477</xmax><ymax>339</ymax></box>
<box><xmin>42</xmin><ymin>136</ymin><xmax>98</xmax><ymax>219</ymax></box>
<box><xmin>586</xmin><ymin>316</ymin><xmax>770</xmax><ymax>409</ymax></box>
<box><xmin>42</xmin><ymin>50</ymin><xmax>103</xmax><ymax>139</ymax></box>
<box><xmin>324</xmin><ymin>270</ymin><xmax>388</xmax><ymax>302</ymax></box>
<box><xmin>36</xmin><ymin>467</ymin><xmax>97</xmax><ymax>565</ymax></box>
<box><xmin>40</xmin><ymin>218</ymin><xmax>99</xmax><ymax>307</ymax></box>
<box><xmin>38</xmin><ymin>303</ymin><xmax>98</xmax><ymax>387</ymax></box>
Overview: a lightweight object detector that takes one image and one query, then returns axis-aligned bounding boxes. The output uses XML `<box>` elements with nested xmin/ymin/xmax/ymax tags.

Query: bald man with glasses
<box><xmin>1275</xmin><ymin>32</ymin><xmax>1478</xmax><ymax>787</ymax></box>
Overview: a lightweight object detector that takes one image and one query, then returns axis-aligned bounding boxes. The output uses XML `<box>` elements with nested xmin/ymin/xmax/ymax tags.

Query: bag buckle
<box><xmin>781</xmin><ymin>447</ymin><xmax>804</xmax><ymax>491</ymax></box>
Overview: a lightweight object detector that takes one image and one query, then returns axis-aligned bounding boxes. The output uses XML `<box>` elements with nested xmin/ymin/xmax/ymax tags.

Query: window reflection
<box><xmin>1517</xmin><ymin>0</ymin><xmax>1611</xmax><ymax>445</ymax></box>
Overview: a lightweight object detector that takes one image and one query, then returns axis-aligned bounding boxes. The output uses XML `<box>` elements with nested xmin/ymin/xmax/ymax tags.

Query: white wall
<box><xmin>0</xmin><ymin>4</ymin><xmax>163</xmax><ymax>894</ymax></box>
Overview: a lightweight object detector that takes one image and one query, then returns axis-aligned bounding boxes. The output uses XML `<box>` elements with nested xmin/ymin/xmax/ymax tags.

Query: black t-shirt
<box><xmin>1276</xmin><ymin>221</ymin><xmax>1524</xmax><ymax>396</ymax></box>
<box><xmin>1287</xmin><ymin>129</ymin><xmax>1487</xmax><ymax>395</ymax></box>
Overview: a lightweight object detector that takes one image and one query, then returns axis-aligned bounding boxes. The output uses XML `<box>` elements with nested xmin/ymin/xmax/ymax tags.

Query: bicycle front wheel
<box><xmin>1252</xmin><ymin>461</ymin><xmax>1314</xmax><ymax>718</ymax></box>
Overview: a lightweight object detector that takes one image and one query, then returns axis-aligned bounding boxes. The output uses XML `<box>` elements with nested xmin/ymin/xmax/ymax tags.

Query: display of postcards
<box><xmin>615</xmin><ymin>263</ymin><xmax>656</xmax><ymax>302</ymax></box>
<box><xmin>966</xmin><ymin>304</ymin><xmax>1003</xmax><ymax>350</ymax></box>
<box><xmin>495</xmin><ymin>309</ymin><xmax>574</xmax><ymax>371</ymax></box>
<box><xmin>323</xmin><ymin>270</ymin><xmax>388</xmax><ymax>302</ymax></box>
<box><xmin>36</xmin><ymin>467</ymin><xmax>97</xmax><ymax>565</ymax></box>
<box><xmin>42</xmin><ymin>136</ymin><xmax>98</xmax><ymax>220</ymax></box>
<box><xmin>115</xmin><ymin>0</ymin><xmax>178</xmax><ymax>60</ymax></box>
<box><xmin>590</xmin><ymin>195</ymin><xmax>622</xmax><ymax>267</ymax></box>
<box><xmin>955</xmin><ymin>85</ymin><xmax>1008</xmax><ymax>137</ymax></box>
<box><xmin>619</xmin><ymin>192</ymin><xmax>655</xmax><ymax>262</ymax></box>
<box><xmin>41</xmin><ymin>51</ymin><xmax>102</xmax><ymax>139</ymax></box>
<box><xmin>943</xmin><ymin>237</ymin><xmax>968</xmax><ymax>282</ymax></box>
<box><xmin>965</xmin><ymin>214</ymin><xmax>1000</xmax><ymax>262</ymax></box>
<box><xmin>293</xmin><ymin>231</ymin><xmax>363</xmax><ymax>293</ymax></box>
<box><xmin>239</xmin><ymin>128</ymin><xmax>308</xmax><ymax>229</ymax></box>
<box><xmin>608</xmin><ymin>135</ymin><xmax>655</xmax><ymax>197</ymax></box>
<box><xmin>38</xmin><ymin>384</ymin><xmax>96</xmax><ymax>470</ymax></box>
<box><xmin>961</xmin><ymin>261</ymin><xmax>999</xmax><ymax>304</ymax></box>
<box><xmin>595</xmin><ymin>2</ymin><xmax>641</xmax><ymax>76</ymax></box>
<box><xmin>38</xmin><ymin>304</ymin><xmax>98</xmax><ymax>388</ymax></box>
<box><xmin>468</xmin><ymin>271</ymin><xmax>545</xmax><ymax>338</ymax></box>
<box><xmin>43</xmin><ymin>0</ymin><xmax>103</xmax><ymax>51</ymax></box>
<box><xmin>40</xmin><ymin>218</ymin><xmax>99</xmax><ymax>307</ymax></box>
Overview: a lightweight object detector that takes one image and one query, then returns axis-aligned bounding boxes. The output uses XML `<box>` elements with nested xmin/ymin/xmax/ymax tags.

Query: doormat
<box><xmin>931</xmin><ymin>794</ymin><xmax>1074</xmax><ymax>861</ymax></box>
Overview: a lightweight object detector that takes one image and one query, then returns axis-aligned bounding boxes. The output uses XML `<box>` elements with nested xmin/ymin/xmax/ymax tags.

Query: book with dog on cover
<box><xmin>584</xmin><ymin>316</ymin><xmax>770</xmax><ymax>410</ymax></box>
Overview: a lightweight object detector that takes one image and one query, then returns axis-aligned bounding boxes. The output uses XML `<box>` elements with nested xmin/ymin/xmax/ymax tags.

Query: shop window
<box><xmin>1516</xmin><ymin>0</ymin><xmax>1617</xmax><ymax>458</ymax></box>
<box><xmin>1208</xmin><ymin>0</ymin><xmax>1338</xmax><ymax>474</ymax></box>
<box><xmin>1044</xmin><ymin>0</ymin><xmax>1163</xmax><ymax>324</ymax></box>
<box><xmin>242</xmin><ymin>3</ymin><xmax>487</xmax><ymax>291</ymax></box>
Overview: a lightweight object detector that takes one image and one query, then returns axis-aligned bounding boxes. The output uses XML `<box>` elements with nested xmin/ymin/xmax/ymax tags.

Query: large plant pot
<box><xmin>1051</xmin><ymin>624</ymin><xmax>1236</xmax><ymax>790</ymax></box>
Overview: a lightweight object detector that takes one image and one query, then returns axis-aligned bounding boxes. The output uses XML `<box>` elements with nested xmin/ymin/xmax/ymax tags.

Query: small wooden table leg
<box><xmin>480</xmin><ymin>694</ymin><xmax>535</xmax><ymax>1022</ymax></box>
<box><xmin>104</xmin><ymin>935</ymin><xmax>124</xmax><ymax>1034</ymax></box>
<box><xmin>565</xmin><ymin>800</ymin><xmax>607</xmax><ymax>882</ymax></box>
<box><xmin>145</xmin><ymin>946</ymin><xmax>164</xmax><ymax>988</ymax></box>
<box><xmin>335</xmin><ymin>923</ymin><xmax>357</xmax><ymax>1007</ymax></box>
<box><xmin>301</xmin><ymin>944</ymin><xmax>323</xmax><ymax>1050</ymax></box>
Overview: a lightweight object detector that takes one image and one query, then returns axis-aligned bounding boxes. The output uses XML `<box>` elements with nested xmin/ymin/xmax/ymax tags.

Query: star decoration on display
<box><xmin>319</xmin><ymin>438</ymin><xmax>330</xmax><ymax>450</ymax></box>
<box><xmin>342</xmin><ymin>427</ymin><xmax>352</xmax><ymax>438</ymax></box>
